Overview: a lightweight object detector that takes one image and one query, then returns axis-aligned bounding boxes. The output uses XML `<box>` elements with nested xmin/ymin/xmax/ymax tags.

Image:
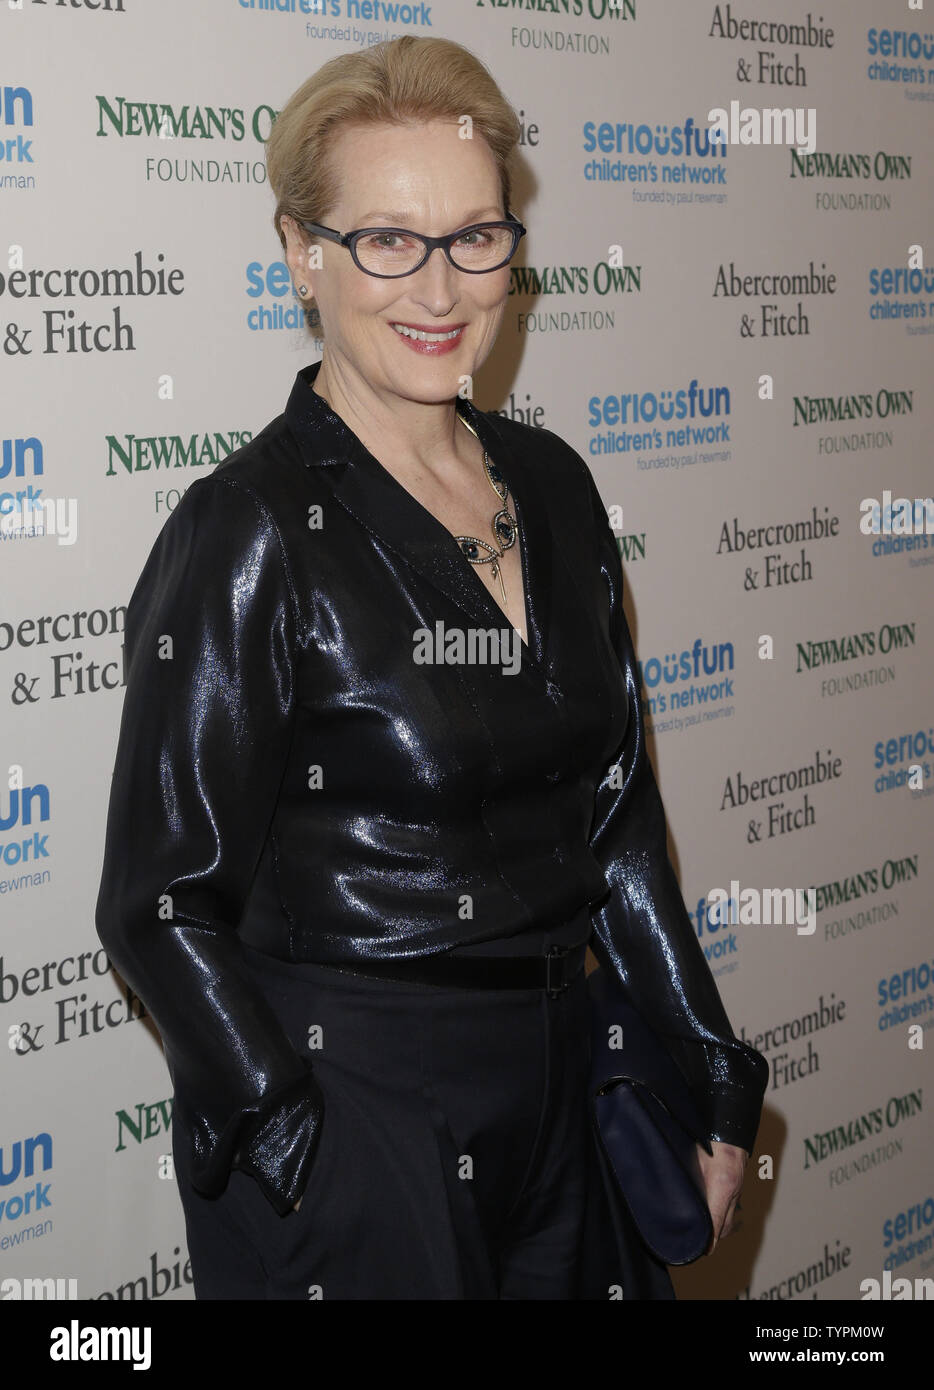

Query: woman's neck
<box><xmin>312</xmin><ymin>354</ymin><xmax>475</xmax><ymax>480</ymax></box>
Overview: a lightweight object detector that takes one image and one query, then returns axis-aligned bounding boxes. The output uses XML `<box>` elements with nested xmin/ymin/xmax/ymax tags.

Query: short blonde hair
<box><xmin>265</xmin><ymin>36</ymin><xmax>522</xmax><ymax>250</ymax></box>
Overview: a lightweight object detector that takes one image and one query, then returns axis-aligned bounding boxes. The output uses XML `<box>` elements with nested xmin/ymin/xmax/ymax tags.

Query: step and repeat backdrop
<box><xmin>2</xmin><ymin>0</ymin><xmax>932</xmax><ymax>1303</ymax></box>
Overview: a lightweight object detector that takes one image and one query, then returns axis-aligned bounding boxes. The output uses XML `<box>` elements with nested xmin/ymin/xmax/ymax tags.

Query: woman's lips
<box><xmin>389</xmin><ymin>322</ymin><xmax>466</xmax><ymax>355</ymax></box>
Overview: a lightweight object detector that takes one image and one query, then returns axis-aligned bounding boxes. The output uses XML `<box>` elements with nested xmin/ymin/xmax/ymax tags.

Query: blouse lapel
<box><xmin>286</xmin><ymin>362</ymin><xmax>555</xmax><ymax>679</ymax></box>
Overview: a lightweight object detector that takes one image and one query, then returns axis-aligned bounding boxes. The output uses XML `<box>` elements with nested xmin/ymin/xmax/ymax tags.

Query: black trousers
<box><xmin>171</xmin><ymin>915</ymin><xmax>675</xmax><ymax>1300</ymax></box>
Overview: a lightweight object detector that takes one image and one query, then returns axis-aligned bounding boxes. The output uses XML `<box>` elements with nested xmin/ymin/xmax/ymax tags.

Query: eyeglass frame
<box><xmin>298</xmin><ymin>211</ymin><xmax>527</xmax><ymax>278</ymax></box>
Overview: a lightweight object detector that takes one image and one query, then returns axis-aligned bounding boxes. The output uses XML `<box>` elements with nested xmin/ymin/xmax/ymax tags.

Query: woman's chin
<box><xmin>381</xmin><ymin>362</ymin><xmax>471</xmax><ymax>403</ymax></box>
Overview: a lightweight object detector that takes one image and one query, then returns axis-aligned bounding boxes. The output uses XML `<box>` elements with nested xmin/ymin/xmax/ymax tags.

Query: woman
<box><xmin>95</xmin><ymin>35</ymin><xmax>767</xmax><ymax>1300</ymax></box>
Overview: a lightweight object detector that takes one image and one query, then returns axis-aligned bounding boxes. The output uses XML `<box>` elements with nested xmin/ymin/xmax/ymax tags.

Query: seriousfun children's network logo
<box><xmin>691</xmin><ymin>889</ymin><xmax>742</xmax><ymax>975</ymax></box>
<box><xmin>0</xmin><ymin>769</ymin><xmax>50</xmax><ymax>890</ymax></box>
<box><xmin>582</xmin><ymin>114</ymin><xmax>728</xmax><ymax>194</ymax></box>
<box><xmin>588</xmin><ymin>378</ymin><xmax>732</xmax><ymax>461</ymax></box>
<box><xmin>637</xmin><ymin>635</ymin><xmax>736</xmax><ymax>736</ymax></box>
<box><xmin>882</xmin><ymin>1193</ymin><xmax>934</xmax><ymax>1271</ymax></box>
<box><xmin>0</xmin><ymin>1130</ymin><xmax>53</xmax><ymax>1244</ymax></box>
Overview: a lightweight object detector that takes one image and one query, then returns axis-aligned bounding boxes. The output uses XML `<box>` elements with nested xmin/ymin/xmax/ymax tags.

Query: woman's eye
<box><xmin>373</xmin><ymin>233</ymin><xmax>416</xmax><ymax>250</ymax></box>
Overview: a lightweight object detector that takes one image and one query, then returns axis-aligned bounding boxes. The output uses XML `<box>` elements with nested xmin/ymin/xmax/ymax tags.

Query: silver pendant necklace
<box><xmin>454</xmin><ymin>412</ymin><xmax>518</xmax><ymax>605</ymax></box>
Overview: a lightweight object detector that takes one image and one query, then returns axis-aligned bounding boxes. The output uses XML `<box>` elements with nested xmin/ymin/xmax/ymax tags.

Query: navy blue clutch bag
<box><xmin>587</xmin><ymin>965</ymin><xmax>714</xmax><ymax>1266</ymax></box>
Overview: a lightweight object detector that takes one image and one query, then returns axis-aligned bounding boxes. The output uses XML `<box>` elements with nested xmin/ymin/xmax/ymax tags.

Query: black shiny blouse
<box><xmin>94</xmin><ymin>359</ymin><xmax>768</xmax><ymax>1216</ymax></box>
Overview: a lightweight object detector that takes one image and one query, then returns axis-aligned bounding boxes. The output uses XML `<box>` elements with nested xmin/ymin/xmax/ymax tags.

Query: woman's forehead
<box><xmin>325</xmin><ymin>123</ymin><xmax>502</xmax><ymax>220</ymax></box>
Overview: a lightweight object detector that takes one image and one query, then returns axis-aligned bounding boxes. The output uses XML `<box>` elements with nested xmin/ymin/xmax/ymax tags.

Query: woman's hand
<box><xmin>696</xmin><ymin>1140</ymin><xmax>747</xmax><ymax>1253</ymax></box>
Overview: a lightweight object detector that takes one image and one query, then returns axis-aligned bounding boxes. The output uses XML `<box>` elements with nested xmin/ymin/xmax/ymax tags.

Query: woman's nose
<box><xmin>411</xmin><ymin>244</ymin><xmax>462</xmax><ymax>296</ymax></box>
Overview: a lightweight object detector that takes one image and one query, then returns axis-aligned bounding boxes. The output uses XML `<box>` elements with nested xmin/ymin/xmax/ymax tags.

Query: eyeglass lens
<box><xmin>354</xmin><ymin>225</ymin><xmax>516</xmax><ymax>276</ymax></box>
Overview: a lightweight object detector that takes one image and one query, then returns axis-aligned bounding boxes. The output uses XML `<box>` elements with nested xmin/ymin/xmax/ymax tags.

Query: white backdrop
<box><xmin>2</xmin><ymin>0</ymin><xmax>932</xmax><ymax>1301</ymax></box>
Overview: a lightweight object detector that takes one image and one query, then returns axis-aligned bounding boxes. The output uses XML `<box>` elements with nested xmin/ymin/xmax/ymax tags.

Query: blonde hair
<box><xmin>265</xmin><ymin>36</ymin><xmax>522</xmax><ymax>250</ymax></box>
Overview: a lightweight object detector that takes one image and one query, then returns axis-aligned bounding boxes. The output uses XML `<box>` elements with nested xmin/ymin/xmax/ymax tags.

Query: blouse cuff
<box><xmin>230</xmin><ymin>1064</ymin><xmax>327</xmax><ymax>1216</ymax></box>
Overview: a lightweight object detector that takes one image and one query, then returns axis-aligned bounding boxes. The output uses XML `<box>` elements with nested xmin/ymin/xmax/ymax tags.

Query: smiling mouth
<box><xmin>390</xmin><ymin>323</ymin><xmax>465</xmax><ymax>343</ymax></box>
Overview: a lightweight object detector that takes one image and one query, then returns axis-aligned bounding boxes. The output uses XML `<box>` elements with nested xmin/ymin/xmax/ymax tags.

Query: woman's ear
<box><xmin>281</xmin><ymin>215</ymin><xmax>319</xmax><ymax>299</ymax></box>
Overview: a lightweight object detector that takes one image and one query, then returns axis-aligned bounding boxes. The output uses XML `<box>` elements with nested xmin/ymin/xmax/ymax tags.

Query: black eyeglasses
<box><xmin>299</xmin><ymin>212</ymin><xmax>527</xmax><ymax>279</ymax></box>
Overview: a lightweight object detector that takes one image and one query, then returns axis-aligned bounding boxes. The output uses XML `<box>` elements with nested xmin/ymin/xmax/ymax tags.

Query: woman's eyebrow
<box><xmin>355</xmin><ymin>207</ymin><xmax>503</xmax><ymax>226</ymax></box>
